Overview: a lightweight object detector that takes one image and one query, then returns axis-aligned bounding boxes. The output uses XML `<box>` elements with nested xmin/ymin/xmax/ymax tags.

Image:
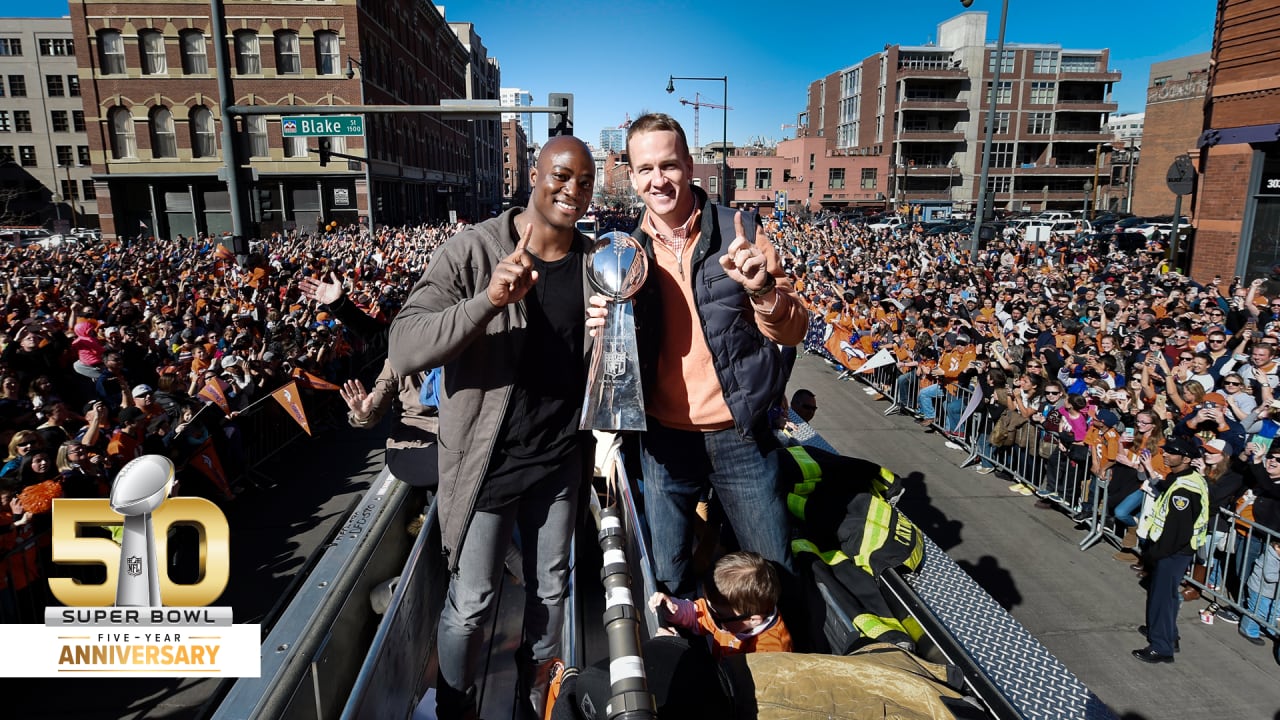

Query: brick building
<box><xmin>1191</xmin><ymin>1</ymin><xmax>1280</xmax><ymax>284</ymax></box>
<box><xmin>69</xmin><ymin>0</ymin><xmax>491</xmax><ymax>241</ymax></box>
<box><xmin>500</xmin><ymin>118</ymin><xmax>529</xmax><ymax>208</ymax></box>
<box><xmin>806</xmin><ymin>12</ymin><xmax>1120</xmax><ymax>216</ymax></box>
<box><xmin>1131</xmin><ymin>54</ymin><xmax>1208</xmax><ymax>217</ymax></box>
<box><xmin>726</xmin><ymin>137</ymin><xmax>889</xmax><ymax>214</ymax></box>
<box><xmin>0</xmin><ymin>19</ymin><xmax>98</xmax><ymax>228</ymax></box>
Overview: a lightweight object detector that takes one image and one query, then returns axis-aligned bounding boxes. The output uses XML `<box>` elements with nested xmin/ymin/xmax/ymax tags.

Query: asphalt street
<box><xmin>789</xmin><ymin>353</ymin><xmax>1280</xmax><ymax>720</ymax></box>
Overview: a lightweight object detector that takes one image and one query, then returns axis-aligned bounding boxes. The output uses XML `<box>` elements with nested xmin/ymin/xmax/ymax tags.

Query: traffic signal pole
<box><xmin>211</xmin><ymin>0</ymin><xmax>246</xmax><ymax>240</ymax></box>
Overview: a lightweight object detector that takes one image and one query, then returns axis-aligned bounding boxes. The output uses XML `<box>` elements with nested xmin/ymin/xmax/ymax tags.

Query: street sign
<box><xmin>1166</xmin><ymin>154</ymin><xmax>1195</xmax><ymax>196</ymax></box>
<box><xmin>282</xmin><ymin>116</ymin><xmax>364</xmax><ymax>137</ymax></box>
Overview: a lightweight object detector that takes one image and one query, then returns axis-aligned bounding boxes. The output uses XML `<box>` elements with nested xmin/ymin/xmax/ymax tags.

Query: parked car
<box><xmin>868</xmin><ymin>215</ymin><xmax>908</xmax><ymax>232</ymax></box>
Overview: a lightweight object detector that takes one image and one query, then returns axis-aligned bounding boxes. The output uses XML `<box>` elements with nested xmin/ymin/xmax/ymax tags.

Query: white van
<box><xmin>1036</xmin><ymin>211</ymin><xmax>1075</xmax><ymax>222</ymax></box>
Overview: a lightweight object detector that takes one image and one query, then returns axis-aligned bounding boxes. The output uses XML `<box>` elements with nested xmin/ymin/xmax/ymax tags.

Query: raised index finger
<box><xmin>510</xmin><ymin>219</ymin><xmax>533</xmax><ymax>260</ymax></box>
<box><xmin>734</xmin><ymin>210</ymin><xmax>746</xmax><ymax>240</ymax></box>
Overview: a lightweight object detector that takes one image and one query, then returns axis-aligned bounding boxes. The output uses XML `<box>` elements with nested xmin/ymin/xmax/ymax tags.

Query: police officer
<box><xmin>1133</xmin><ymin>435</ymin><xmax>1210</xmax><ymax>663</ymax></box>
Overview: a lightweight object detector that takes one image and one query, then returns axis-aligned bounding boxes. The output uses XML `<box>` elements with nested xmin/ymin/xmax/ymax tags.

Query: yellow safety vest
<box><xmin>1139</xmin><ymin>471</ymin><xmax>1209</xmax><ymax>550</ymax></box>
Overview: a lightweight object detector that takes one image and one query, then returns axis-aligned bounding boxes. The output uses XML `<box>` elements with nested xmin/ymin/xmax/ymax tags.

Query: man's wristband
<box><xmin>746</xmin><ymin>274</ymin><xmax>777</xmax><ymax>299</ymax></box>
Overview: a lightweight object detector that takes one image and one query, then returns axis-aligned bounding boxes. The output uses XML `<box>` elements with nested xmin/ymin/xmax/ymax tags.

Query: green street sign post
<box><xmin>281</xmin><ymin>115</ymin><xmax>364</xmax><ymax>137</ymax></box>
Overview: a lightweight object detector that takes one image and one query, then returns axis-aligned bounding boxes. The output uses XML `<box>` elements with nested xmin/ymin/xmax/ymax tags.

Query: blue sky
<box><xmin>22</xmin><ymin>0</ymin><xmax>1214</xmax><ymax>147</ymax></box>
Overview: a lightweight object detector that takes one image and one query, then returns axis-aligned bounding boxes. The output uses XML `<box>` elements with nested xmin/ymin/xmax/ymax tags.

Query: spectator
<box><xmin>790</xmin><ymin>389</ymin><xmax>818</xmax><ymax>424</ymax></box>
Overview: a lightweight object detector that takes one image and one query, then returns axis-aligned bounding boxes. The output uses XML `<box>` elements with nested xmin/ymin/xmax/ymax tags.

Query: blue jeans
<box><xmin>917</xmin><ymin>384</ymin><xmax>964</xmax><ymax>428</ymax></box>
<box><xmin>640</xmin><ymin>420</ymin><xmax>792</xmax><ymax>597</ymax></box>
<box><xmin>1235</xmin><ymin>534</ymin><xmax>1265</xmax><ymax>599</ymax></box>
<box><xmin>893</xmin><ymin>371</ymin><xmax>917</xmax><ymax>409</ymax></box>
<box><xmin>1114</xmin><ymin>490</ymin><xmax>1144</xmax><ymax>527</ymax></box>
<box><xmin>1240</xmin><ymin>588</ymin><xmax>1279</xmax><ymax>639</ymax></box>
<box><xmin>435</xmin><ymin>454</ymin><xmax>581</xmax><ymax>718</ymax></box>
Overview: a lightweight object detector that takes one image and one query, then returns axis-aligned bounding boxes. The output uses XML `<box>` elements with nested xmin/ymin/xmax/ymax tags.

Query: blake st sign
<box><xmin>282</xmin><ymin>115</ymin><xmax>365</xmax><ymax>137</ymax></box>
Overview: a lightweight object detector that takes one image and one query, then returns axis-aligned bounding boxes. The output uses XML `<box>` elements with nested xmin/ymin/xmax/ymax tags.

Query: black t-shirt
<box><xmin>478</xmin><ymin>246</ymin><xmax>585</xmax><ymax>510</ymax></box>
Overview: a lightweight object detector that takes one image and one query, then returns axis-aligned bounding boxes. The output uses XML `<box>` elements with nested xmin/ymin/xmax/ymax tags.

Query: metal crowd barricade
<box><xmin>1184</xmin><ymin>508</ymin><xmax>1280</xmax><ymax>637</ymax></box>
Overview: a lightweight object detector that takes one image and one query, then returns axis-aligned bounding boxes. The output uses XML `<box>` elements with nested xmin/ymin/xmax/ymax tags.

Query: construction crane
<box><xmin>678</xmin><ymin>92</ymin><xmax>732</xmax><ymax>148</ymax></box>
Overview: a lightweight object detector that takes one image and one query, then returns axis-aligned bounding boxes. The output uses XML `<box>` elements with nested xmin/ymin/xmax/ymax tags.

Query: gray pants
<box><xmin>435</xmin><ymin>454</ymin><xmax>581</xmax><ymax>718</ymax></box>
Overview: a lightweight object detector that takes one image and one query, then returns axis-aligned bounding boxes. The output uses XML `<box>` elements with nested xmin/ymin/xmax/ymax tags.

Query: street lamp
<box><xmin>345</xmin><ymin>56</ymin><xmax>377</xmax><ymax>232</ymax></box>
<box><xmin>667</xmin><ymin>74</ymin><xmax>728</xmax><ymax>205</ymax></box>
<box><xmin>1082</xmin><ymin>180</ymin><xmax>1093</xmax><ymax>218</ymax></box>
<box><xmin>966</xmin><ymin>0</ymin><xmax>1010</xmax><ymax>257</ymax></box>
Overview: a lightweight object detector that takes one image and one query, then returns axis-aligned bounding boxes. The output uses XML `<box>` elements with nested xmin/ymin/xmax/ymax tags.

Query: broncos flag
<box><xmin>272</xmin><ymin>380</ymin><xmax>312</xmax><ymax>435</ymax></box>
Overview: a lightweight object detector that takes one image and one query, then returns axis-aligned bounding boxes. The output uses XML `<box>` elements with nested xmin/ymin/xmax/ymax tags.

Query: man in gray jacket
<box><xmin>390</xmin><ymin>135</ymin><xmax>596</xmax><ymax>720</ymax></box>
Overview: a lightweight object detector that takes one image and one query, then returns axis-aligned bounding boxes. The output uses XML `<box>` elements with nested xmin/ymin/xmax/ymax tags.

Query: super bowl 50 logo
<box><xmin>0</xmin><ymin>455</ymin><xmax>260</xmax><ymax>678</ymax></box>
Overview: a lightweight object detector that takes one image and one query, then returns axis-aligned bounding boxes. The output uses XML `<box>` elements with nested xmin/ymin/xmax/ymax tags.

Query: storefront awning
<box><xmin>1197</xmin><ymin>123</ymin><xmax>1280</xmax><ymax>148</ymax></box>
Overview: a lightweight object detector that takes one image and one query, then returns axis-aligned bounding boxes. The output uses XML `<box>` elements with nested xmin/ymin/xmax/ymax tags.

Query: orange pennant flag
<box><xmin>191</xmin><ymin>439</ymin><xmax>233</xmax><ymax>499</ymax></box>
<box><xmin>198</xmin><ymin>377</ymin><xmax>232</xmax><ymax>414</ymax></box>
<box><xmin>272</xmin><ymin>380</ymin><xmax>312</xmax><ymax>435</ymax></box>
<box><xmin>291</xmin><ymin>368</ymin><xmax>341</xmax><ymax>392</ymax></box>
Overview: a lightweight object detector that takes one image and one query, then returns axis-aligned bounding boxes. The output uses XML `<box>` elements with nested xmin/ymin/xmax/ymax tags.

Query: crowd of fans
<box><xmin>772</xmin><ymin>215</ymin><xmax>1280</xmax><ymax>650</ymax></box>
<box><xmin>0</xmin><ymin>222</ymin><xmax>456</xmax><ymax>618</ymax></box>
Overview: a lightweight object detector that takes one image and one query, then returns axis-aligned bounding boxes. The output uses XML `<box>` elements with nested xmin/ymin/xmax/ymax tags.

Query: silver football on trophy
<box><xmin>586</xmin><ymin>232</ymin><xmax>648</xmax><ymax>300</ymax></box>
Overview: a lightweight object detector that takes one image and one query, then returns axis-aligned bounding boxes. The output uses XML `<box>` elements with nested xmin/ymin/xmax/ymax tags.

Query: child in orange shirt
<box><xmin>649</xmin><ymin>551</ymin><xmax>792</xmax><ymax>659</ymax></box>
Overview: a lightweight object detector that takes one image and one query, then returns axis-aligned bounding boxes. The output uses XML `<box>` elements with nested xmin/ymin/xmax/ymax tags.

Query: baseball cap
<box><xmin>1095</xmin><ymin>409</ymin><xmax>1120</xmax><ymax>428</ymax></box>
<box><xmin>131</xmin><ymin>384</ymin><xmax>154</xmax><ymax>398</ymax></box>
<box><xmin>1162</xmin><ymin>436</ymin><xmax>1202</xmax><ymax>459</ymax></box>
<box><xmin>221</xmin><ymin>355</ymin><xmax>241</xmax><ymax>369</ymax></box>
<box><xmin>1203</xmin><ymin>438</ymin><xmax>1232</xmax><ymax>457</ymax></box>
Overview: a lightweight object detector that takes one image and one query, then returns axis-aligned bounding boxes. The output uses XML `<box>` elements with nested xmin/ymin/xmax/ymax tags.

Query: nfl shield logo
<box><xmin>604</xmin><ymin>352</ymin><xmax>625</xmax><ymax>378</ymax></box>
<box><xmin>126</xmin><ymin>556</ymin><xmax>143</xmax><ymax>577</ymax></box>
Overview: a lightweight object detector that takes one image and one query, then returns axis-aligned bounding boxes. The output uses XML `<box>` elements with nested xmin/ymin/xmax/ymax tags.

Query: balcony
<box><xmin>1058</xmin><ymin>68</ymin><xmax>1122</xmax><ymax>83</ymax></box>
<box><xmin>897</xmin><ymin>63</ymin><xmax>967</xmax><ymax>80</ymax></box>
<box><xmin>1056</xmin><ymin>98</ymin><xmax>1119</xmax><ymax>113</ymax></box>
<box><xmin>1010</xmin><ymin>163</ymin><xmax>1096</xmax><ymax>175</ymax></box>
<box><xmin>1052</xmin><ymin>129</ymin><xmax>1112</xmax><ymax>142</ymax></box>
<box><xmin>904</xmin><ymin>164</ymin><xmax>962</xmax><ymax>176</ymax></box>
<box><xmin>899</xmin><ymin>97</ymin><xmax>967</xmax><ymax>111</ymax></box>
<box><xmin>899</xmin><ymin>129</ymin><xmax>965</xmax><ymax>142</ymax></box>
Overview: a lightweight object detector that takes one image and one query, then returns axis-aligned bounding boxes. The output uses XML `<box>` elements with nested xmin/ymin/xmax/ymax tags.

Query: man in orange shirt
<box><xmin>602</xmin><ymin>114</ymin><xmax>807</xmax><ymax>598</ymax></box>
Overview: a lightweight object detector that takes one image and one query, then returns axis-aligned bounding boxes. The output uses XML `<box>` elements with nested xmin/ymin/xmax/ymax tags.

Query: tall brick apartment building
<box><xmin>69</xmin><ymin>0</ymin><xmax>495</xmax><ymax>241</ymax></box>
<box><xmin>1192</xmin><ymin>0</ymin><xmax>1280</xmax><ymax>283</ymax></box>
<box><xmin>806</xmin><ymin>12</ymin><xmax>1120</xmax><ymax>217</ymax></box>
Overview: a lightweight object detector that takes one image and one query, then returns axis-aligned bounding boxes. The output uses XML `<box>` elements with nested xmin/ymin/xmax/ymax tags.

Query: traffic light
<box><xmin>318</xmin><ymin>137</ymin><xmax>332</xmax><ymax>167</ymax></box>
<box><xmin>548</xmin><ymin>93</ymin><xmax>573</xmax><ymax>138</ymax></box>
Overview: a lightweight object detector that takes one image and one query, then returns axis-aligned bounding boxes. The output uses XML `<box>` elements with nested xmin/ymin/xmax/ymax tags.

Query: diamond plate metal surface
<box><xmin>793</xmin><ymin>421</ymin><xmax>1117</xmax><ymax>720</ymax></box>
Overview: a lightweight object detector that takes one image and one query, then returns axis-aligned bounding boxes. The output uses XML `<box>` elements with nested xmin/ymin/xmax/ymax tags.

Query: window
<box><xmin>1027</xmin><ymin>112</ymin><xmax>1052</xmax><ymax>134</ymax></box>
<box><xmin>991</xmin><ymin>142</ymin><xmax>1013</xmax><ymax>168</ymax></box>
<box><xmin>50</xmin><ymin>110</ymin><xmax>68</xmax><ymax>132</ymax></box>
<box><xmin>246</xmin><ymin>116</ymin><xmax>268</xmax><ymax>157</ymax></box>
<box><xmin>139</xmin><ymin>30</ymin><xmax>166</xmax><ymax>74</ymax></box>
<box><xmin>1030</xmin><ymin>82</ymin><xmax>1056</xmax><ymax>104</ymax></box>
<box><xmin>55</xmin><ymin>146</ymin><xmax>73</xmax><ymax>166</ymax></box>
<box><xmin>190</xmin><ymin>106</ymin><xmax>216</xmax><ymax>157</ymax></box>
<box><xmin>733</xmin><ymin>168</ymin><xmax>747</xmax><ymax>190</ymax></box>
<box><xmin>829</xmin><ymin>167</ymin><xmax>846</xmax><ymax>189</ymax></box>
<box><xmin>0</xmin><ymin>147</ymin><xmax>12</xmax><ymax>163</ymax></box>
<box><xmin>274</xmin><ymin>31</ymin><xmax>300</xmax><ymax>75</ymax></box>
<box><xmin>82</xmin><ymin>179</ymin><xmax>96</xmax><ymax>200</ymax></box>
<box><xmin>72</xmin><ymin>110</ymin><xmax>85</xmax><ymax>132</ymax></box>
<box><xmin>19</xmin><ymin>146</ymin><xmax>36</xmax><ymax>167</ymax></box>
<box><xmin>987</xmin><ymin>50</ymin><xmax>1014</xmax><ymax>74</ymax></box>
<box><xmin>284</xmin><ymin>135</ymin><xmax>307</xmax><ymax>158</ymax></box>
<box><xmin>77</xmin><ymin>145</ymin><xmax>90</xmax><ymax>165</ymax></box>
<box><xmin>755</xmin><ymin>168</ymin><xmax>772</xmax><ymax>190</ymax></box>
<box><xmin>109</xmin><ymin>107</ymin><xmax>136</xmax><ymax>159</ymax></box>
<box><xmin>8</xmin><ymin>75</ymin><xmax>26</xmax><ymax>97</ymax></box>
<box><xmin>984</xmin><ymin>111</ymin><xmax>1010</xmax><ymax>134</ymax></box>
<box><xmin>1032</xmin><ymin>50</ymin><xmax>1059</xmax><ymax>74</ymax></box>
<box><xmin>46</xmin><ymin>74</ymin><xmax>64</xmax><ymax>96</ymax></box>
<box><xmin>861</xmin><ymin>168</ymin><xmax>877</xmax><ymax>189</ymax></box>
<box><xmin>985</xmin><ymin>176</ymin><xmax>1012</xmax><ymax>193</ymax></box>
<box><xmin>315</xmin><ymin>31</ymin><xmax>339</xmax><ymax>75</ymax></box>
<box><xmin>61</xmin><ymin>179</ymin><xmax>78</xmax><ymax>200</ymax></box>
<box><xmin>1061</xmin><ymin>55</ymin><xmax>1100</xmax><ymax>74</ymax></box>
<box><xmin>180</xmin><ymin>30</ymin><xmax>207</xmax><ymax>74</ymax></box>
<box><xmin>99</xmin><ymin>30</ymin><xmax>125</xmax><ymax>74</ymax></box>
<box><xmin>14</xmin><ymin>111</ymin><xmax>31</xmax><ymax>132</ymax></box>
<box><xmin>235</xmin><ymin>31</ymin><xmax>260</xmax><ymax>74</ymax></box>
<box><xmin>984</xmin><ymin>80</ymin><xmax>1011</xmax><ymax>104</ymax></box>
<box><xmin>39</xmin><ymin>38</ymin><xmax>73</xmax><ymax>56</ymax></box>
<box><xmin>709</xmin><ymin>175</ymin><xmax>718</xmax><ymax>194</ymax></box>
<box><xmin>150</xmin><ymin>107</ymin><xmax>176</xmax><ymax>158</ymax></box>
<box><xmin>67</xmin><ymin>75</ymin><xmax>79</xmax><ymax>96</ymax></box>
<box><xmin>0</xmin><ymin>112</ymin><xmax>8</xmax><ymax>132</ymax></box>
<box><xmin>0</xmin><ymin>39</ymin><xmax>21</xmax><ymax>56</ymax></box>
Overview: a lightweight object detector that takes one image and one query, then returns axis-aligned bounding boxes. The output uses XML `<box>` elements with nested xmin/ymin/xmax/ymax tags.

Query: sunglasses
<box><xmin>1225</xmin><ymin>380</ymin><xmax>1243</xmax><ymax>386</ymax></box>
<box><xmin>1045</xmin><ymin>390</ymin><xmax>1062</xmax><ymax>396</ymax></box>
<box><xmin>707</xmin><ymin>604</ymin><xmax>753</xmax><ymax>627</ymax></box>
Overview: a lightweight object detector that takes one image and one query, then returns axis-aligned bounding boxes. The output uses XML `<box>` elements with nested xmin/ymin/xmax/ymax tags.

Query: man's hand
<box><xmin>298</xmin><ymin>272</ymin><xmax>344</xmax><ymax>305</ymax></box>
<box><xmin>340</xmin><ymin>379</ymin><xmax>375</xmax><ymax>421</ymax></box>
<box><xmin>487</xmin><ymin>221</ymin><xmax>537</xmax><ymax>307</ymax></box>
<box><xmin>585</xmin><ymin>294</ymin><xmax>608</xmax><ymax>337</ymax></box>
<box><xmin>719</xmin><ymin>211</ymin><xmax>773</xmax><ymax>295</ymax></box>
